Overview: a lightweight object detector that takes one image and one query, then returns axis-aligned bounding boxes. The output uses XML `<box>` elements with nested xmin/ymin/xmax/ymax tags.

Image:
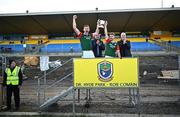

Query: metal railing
<box><xmin>149</xmin><ymin>39</ymin><xmax>180</xmax><ymax>54</ymax></box>
<box><xmin>38</xmin><ymin>58</ymin><xmax>73</xmax><ymax>80</ymax></box>
<box><xmin>26</xmin><ymin>41</ymin><xmax>49</xmax><ymax>54</ymax></box>
<box><xmin>0</xmin><ymin>56</ymin><xmax>7</xmax><ymax>106</ymax></box>
<box><xmin>37</xmin><ymin>58</ymin><xmax>73</xmax><ymax>106</ymax></box>
<box><xmin>46</xmin><ymin>72</ymin><xmax>73</xmax><ymax>90</ymax></box>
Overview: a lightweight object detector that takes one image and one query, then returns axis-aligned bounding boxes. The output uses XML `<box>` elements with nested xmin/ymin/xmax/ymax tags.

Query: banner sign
<box><xmin>74</xmin><ymin>58</ymin><xmax>138</xmax><ymax>88</ymax></box>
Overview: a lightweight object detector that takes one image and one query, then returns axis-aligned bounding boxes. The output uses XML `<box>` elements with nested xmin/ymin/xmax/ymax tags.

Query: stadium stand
<box><xmin>1</xmin><ymin>37</ymin><xmax>180</xmax><ymax>53</ymax></box>
<box><xmin>40</xmin><ymin>44</ymin><xmax>81</xmax><ymax>53</ymax></box>
<box><xmin>0</xmin><ymin>42</ymin><xmax>162</xmax><ymax>53</ymax></box>
<box><xmin>0</xmin><ymin>44</ymin><xmax>23</xmax><ymax>52</ymax></box>
<box><xmin>170</xmin><ymin>41</ymin><xmax>180</xmax><ymax>47</ymax></box>
<box><xmin>131</xmin><ymin>42</ymin><xmax>162</xmax><ymax>51</ymax></box>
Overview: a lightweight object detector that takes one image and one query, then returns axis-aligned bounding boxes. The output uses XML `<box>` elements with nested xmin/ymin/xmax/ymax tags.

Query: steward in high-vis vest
<box><xmin>3</xmin><ymin>60</ymin><xmax>23</xmax><ymax>111</ymax></box>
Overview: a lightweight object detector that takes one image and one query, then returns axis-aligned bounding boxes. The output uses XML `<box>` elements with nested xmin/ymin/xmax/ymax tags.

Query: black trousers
<box><xmin>6</xmin><ymin>85</ymin><xmax>20</xmax><ymax>109</ymax></box>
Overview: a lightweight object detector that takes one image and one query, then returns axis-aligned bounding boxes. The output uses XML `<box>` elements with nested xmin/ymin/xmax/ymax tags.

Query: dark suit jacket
<box><xmin>92</xmin><ymin>39</ymin><xmax>105</xmax><ymax>57</ymax></box>
<box><xmin>117</xmin><ymin>40</ymin><xmax>132</xmax><ymax>57</ymax></box>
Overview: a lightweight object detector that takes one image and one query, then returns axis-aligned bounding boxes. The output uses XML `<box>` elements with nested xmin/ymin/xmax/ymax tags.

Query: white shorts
<box><xmin>82</xmin><ymin>50</ymin><xmax>95</xmax><ymax>58</ymax></box>
<box><xmin>105</xmin><ymin>56</ymin><xmax>113</xmax><ymax>58</ymax></box>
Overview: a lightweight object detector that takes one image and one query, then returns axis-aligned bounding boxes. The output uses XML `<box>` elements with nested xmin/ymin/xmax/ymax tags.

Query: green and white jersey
<box><xmin>104</xmin><ymin>38</ymin><xmax>118</xmax><ymax>57</ymax></box>
<box><xmin>78</xmin><ymin>32</ymin><xmax>92</xmax><ymax>50</ymax></box>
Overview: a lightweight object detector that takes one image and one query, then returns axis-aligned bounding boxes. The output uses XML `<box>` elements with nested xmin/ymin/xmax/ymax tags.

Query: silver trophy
<box><xmin>98</xmin><ymin>20</ymin><xmax>105</xmax><ymax>28</ymax></box>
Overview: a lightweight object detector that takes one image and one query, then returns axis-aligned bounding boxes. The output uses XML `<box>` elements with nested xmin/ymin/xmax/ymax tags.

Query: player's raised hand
<box><xmin>73</xmin><ymin>15</ymin><xmax>77</xmax><ymax>20</ymax></box>
<box><xmin>97</xmin><ymin>19</ymin><xmax>100</xmax><ymax>26</ymax></box>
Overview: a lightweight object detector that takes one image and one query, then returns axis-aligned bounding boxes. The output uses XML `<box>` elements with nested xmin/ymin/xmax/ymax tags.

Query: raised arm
<box><xmin>104</xmin><ymin>21</ymin><xmax>108</xmax><ymax>39</ymax></box>
<box><xmin>73</xmin><ymin>15</ymin><xmax>80</xmax><ymax>36</ymax></box>
<box><xmin>92</xmin><ymin>19</ymin><xmax>100</xmax><ymax>37</ymax></box>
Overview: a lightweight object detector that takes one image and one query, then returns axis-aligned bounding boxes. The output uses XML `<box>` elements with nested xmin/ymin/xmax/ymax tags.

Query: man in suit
<box><xmin>92</xmin><ymin>34</ymin><xmax>105</xmax><ymax>57</ymax></box>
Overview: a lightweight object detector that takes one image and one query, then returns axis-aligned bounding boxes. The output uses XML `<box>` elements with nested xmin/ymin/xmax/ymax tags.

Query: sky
<box><xmin>0</xmin><ymin>0</ymin><xmax>180</xmax><ymax>14</ymax></box>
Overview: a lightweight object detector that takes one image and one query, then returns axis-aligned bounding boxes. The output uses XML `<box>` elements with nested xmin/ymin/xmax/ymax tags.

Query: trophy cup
<box><xmin>98</xmin><ymin>20</ymin><xmax>105</xmax><ymax>28</ymax></box>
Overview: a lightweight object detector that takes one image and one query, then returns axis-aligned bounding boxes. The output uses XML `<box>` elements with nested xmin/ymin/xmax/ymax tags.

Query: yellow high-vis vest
<box><xmin>5</xmin><ymin>66</ymin><xmax>20</xmax><ymax>85</ymax></box>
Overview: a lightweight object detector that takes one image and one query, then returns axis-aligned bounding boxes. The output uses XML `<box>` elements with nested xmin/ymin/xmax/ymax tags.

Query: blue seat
<box><xmin>131</xmin><ymin>42</ymin><xmax>162</xmax><ymax>51</ymax></box>
<box><xmin>41</xmin><ymin>44</ymin><xmax>81</xmax><ymax>52</ymax></box>
<box><xmin>0</xmin><ymin>44</ymin><xmax>23</xmax><ymax>52</ymax></box>
<box><xmin>170</xmin><ymin>41</ymin><xmax>180</xmax><ymax>47</ymax></box>
<box><xmin>0</xmin><ymin>41</ymin><xmax>166</xmax><ymax>53</ymax></box>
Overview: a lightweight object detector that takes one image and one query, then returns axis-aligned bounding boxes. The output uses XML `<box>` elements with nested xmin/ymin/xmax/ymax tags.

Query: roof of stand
<box><xmin>0</xmin><ymin>7</ymin><xmax>180</xmax><ymax>34</ymax></box>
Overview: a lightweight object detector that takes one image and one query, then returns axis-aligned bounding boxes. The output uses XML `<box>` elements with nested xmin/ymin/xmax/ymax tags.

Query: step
<box><xmin>39</xmin><ymin>86</ymin><xmax>73</xmax><ymax>110</ymax></box>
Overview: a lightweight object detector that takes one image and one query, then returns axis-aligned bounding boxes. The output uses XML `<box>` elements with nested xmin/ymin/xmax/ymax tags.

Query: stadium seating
<box><xmin>170</xmin><ymin>41</ymin><xmax>180</xmax><ymax>47</ymax></box>
<box><xmin>39</xmin><ymin>42</ymin><xmax>162</xmax><ymax>52</ymax></box>
<box><xmin>1</xmin><ymin>41</ymin><xmax>179</xmax><ymax>53</ymax></box>
<box><xmin>40</xmin><ymin>44</ymin><xmax>81</xmax><ymax>52</ymax></box>
<box><xmin>0</xmin><ymin>44</ymin><xmax>23</xmax><ymax>52</ymax></box>
<box><xmin>131</xmin><ymin>42</ymin><xmax>162</xmax><ymax>51</ymax></box>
